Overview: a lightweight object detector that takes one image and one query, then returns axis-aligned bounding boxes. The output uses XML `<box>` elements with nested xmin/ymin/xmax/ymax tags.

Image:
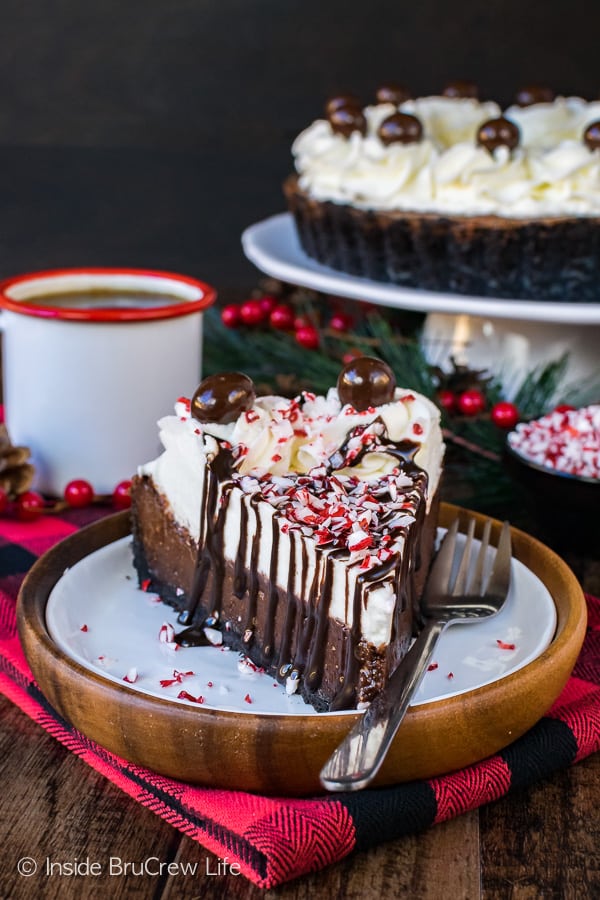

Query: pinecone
<box><xmin>0</xmin><ymin>425</ymin><xmax>35</xmax><ymax>497</ymax></box>
<box><xmin>430</xmin><ymin>356</ymin><xmax>493</xmax><ymax>395</ymax></box>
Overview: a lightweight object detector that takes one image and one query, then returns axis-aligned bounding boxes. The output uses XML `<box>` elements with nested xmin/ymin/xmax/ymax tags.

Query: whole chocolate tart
<box><xmin>284</xmin><ymin>174</ymin><xmax>600</xmax><ymax>302</ymax></box>
<box><xmin>285</xmin><ymin>90</ymin><xmax>600</xmax><ymax>302</ymax></box>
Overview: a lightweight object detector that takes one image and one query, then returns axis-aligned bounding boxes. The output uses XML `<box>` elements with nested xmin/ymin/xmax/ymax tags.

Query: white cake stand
<box><xmin>242</xmin><ymin>213</ymin><xmax>600</xmax><ymax>398</ymax></box>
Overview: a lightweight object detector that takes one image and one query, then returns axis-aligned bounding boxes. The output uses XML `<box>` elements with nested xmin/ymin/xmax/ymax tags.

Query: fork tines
<box><xmin>442</xmin><ymin>517</ymin><xmax>512</xmax><ymax>599</ymax></box>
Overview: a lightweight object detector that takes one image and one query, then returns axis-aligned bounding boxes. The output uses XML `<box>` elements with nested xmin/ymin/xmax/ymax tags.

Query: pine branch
<box><xmin>512</xmin><ymin>355</ymin><xmax>570</xmax><ymax>418</ymax></box>
<box><xmin>442</xmin><ymin>428</ymin><xmax>502</xmax><ymax>463</ymax></box>
<box><xmin>202</xmin><ymin>290</ymin><xmax>596</xmax><ymax>523</ymax></box>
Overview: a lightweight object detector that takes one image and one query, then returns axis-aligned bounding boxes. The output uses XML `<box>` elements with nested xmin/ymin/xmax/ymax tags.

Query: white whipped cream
<box><xmin>139</xmin><ymin>386</ymin><xmax>444</xmax><ymax>646</ymax></box>
<box><xmin>147</xmin><ymin>387</ymin><xmax>443</xmax><ymax>494</ymax></box>
<box><xmin>505</xmin><ymin>96</ymin><xmax>600</xmax><ymax>150</ymax></box>
<box><xmin>292</xmin><ymin>95</ymin><xmax>600</xmax><ymax>217</ymax></box>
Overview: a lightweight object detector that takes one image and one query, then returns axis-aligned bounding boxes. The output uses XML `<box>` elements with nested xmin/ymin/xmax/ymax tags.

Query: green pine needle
<box><xmin>202</xmin><ymin>300</ymin><xmax>597</xmax><ymax>520</ymax></box>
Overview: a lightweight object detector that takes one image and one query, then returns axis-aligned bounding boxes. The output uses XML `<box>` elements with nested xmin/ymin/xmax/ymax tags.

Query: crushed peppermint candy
<box><xmin>232</xmin><ymin>450</ymin><xmax>425</xmax><ymax>570</ymax></box>
<box><xmin>177</xmin><ymin>690</ymin><xmax>205</xmax><ymax>704</ymax></box>
<box><xmin>203</xmin><ymin>626</ymin><xmax>223</xmax><ymax>646</ymax></box>
<box><xmin>158</xmin><ymin>622</ymin><xmax>178</xmax><ymax>650</ymax></box>
<box><xmin>171</xmin><ymin>388</ymin><xmax>433</xmax><ymax>569</ymax></box>
<box><xmin>286</xmin><ymin>670</ymin><xmax>300</xmax><ymax>695</ymax></box>
<box><xmin>159</xmin><ymin>622</ymin><xmax>175</xmax><ymax>643</ymax></box>
<box><xmin>508</xmin><ymin>404</ymin><xmax>600</xmax><ymax>479</ymax></box>
<box><xmin>496</xmin><ymin>639</ymin><xmax>516</xmax><ymax>651</ymax></box>
<box><xmin>123</xmin><ymin>667</ymin><xmax>138</xmax><ymax>684</ymax></box>
<box><xmin>159</xmin><ymin>669</ymin><xmax>195</xmax><ymax>687</ymax></box>
<box><xmin>237</xmin><ymin>655</ymin><xmax>264</xmax><ymax>676</ymax></box>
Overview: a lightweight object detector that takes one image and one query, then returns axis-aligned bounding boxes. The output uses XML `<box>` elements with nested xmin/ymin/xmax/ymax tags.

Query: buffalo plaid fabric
<box><xmin>1</xmin><ymin>505</ymin><xmax>599</xmax><ymax>889</ymax></box>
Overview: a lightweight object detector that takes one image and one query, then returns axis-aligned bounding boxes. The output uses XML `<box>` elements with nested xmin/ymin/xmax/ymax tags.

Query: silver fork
<box><xmin>319</xmin><ymin>515</ymin><xmax>513</xmax><ymax>792</ymax></box>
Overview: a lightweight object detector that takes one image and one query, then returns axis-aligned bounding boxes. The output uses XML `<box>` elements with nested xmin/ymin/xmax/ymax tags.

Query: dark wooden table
<box><xmin>1</xmin><ymin>546</ymin><xmax>598</xmax><ymax>899</ymax></box>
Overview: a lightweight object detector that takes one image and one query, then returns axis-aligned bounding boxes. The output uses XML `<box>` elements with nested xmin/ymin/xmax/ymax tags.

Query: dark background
<box><xmin>0</xmin><ymin>0</ymin><xmax>598</xmax><ymax>302</ymax></box>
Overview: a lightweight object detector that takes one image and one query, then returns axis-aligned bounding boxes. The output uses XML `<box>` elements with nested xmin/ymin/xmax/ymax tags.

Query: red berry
<box><xmin>239</xmin><ymin>299</ymin><xmax>266</xmax><ymax>326</ymax></box>
<box><xmin>220</xmin><ymin>304</ymin><xmax>241</xmax><ymax>328</ymax></box>
<box><xmin>342</xmin><ymin>349</ymin><xmax>362</xmax><ymax>365</ymax></box>
<box><xmin>16</xmin><ymin>490</ymin><xmax>45</xmax><ymax>521</ymax></box>
<box><xmin>437</xmin><ymin>389</ymin><xmax>457</xmax><ymax>414</ymax></box>
<box><xmin>457</xmin><ymin>389</ymin><xmax>486</xmax><ymax>416</ymax></box>
<box><xmin>0</xmin><ymin>487</ymin><xmax>8</xmax><ymax>515</ymax></box>
<box><xmin>64</xmin><ymin>479</ymin><xmax>94</xmax><ymax>508</ymax></box>
<box><xmin>491</xmin><ymin>401</ymin><xmax>520</xmax><ymax>429</ymax></box>
<box><xmin>258</xmin><ymin>294</ymin><xmax>278</xmax><ymax>316</ymax></box>
<box><xmin>294</xmin><ymin>315</ymin><xmax>310</xmax><ymax>331</ymax></box>
<box><xmin>295</xmin><ymin>325</ymin><xmax>320</xmax><ymax>350</ymax></box>
<box><xmin>269</xmin><ymin>303</ymin><xmax>295</xmax><ymax>331</ymax></box>
<box><xmin>330</xmin><ymin>311</ymin><xmax>354</xmax><ymax>332</ymax></box>
<box><xmin>113</xmin><ymin>480</ymin><xmax>132</xmax><ymax>509</ymax></box>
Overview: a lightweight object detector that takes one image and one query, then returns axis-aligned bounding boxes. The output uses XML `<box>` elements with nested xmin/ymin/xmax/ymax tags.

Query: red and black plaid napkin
<box><xmin>1</xmin><ymin>506</ymin><xmax>599</xmax><ymax>889</ymax></box>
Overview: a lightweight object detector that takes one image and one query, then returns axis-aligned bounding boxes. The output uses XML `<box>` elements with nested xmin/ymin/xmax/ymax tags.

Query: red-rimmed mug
<box><xmin>0</xmin><ymin>267</ymin><xmax>217</xmax><ymax>496</ymax></box>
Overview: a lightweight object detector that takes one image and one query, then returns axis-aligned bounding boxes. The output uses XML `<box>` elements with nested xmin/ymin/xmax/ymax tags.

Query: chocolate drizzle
<box><xmin>243</xmin><ymin>495</ymin><xmax>263</xmax><ymax>646</ymax></box>
<box><xmin>172</xmin><ymin>407</ymin><xmax>431</xmax><ymax>711</ymax></box>
<box><xmin>175</xmin><ymin>448</ymin><xmax>235</xmax><ymax>634</ymax></box>
<box><xmin>263</xmin><ymin>515</ymin><xmax>280</xmax><ymax>661</ymax></box>
<box><xmin>276</xmin><ymin>531</ymin><xmax>298</xmax><ymax>674</ymax></box>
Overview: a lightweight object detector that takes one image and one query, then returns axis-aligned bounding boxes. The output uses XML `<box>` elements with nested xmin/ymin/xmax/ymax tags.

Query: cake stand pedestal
<box><xmin>242</xmin><ymin>214</ymin><xmax>600</xmax><ymax>398</ymax></box>
<box><xmin>421</xmin><ymin>314</ymin><xmax>600</xmax><ymax>398</ymax></box>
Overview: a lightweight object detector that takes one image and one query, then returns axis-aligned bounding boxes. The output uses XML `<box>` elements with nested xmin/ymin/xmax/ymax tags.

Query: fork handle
<box><xmin>320</xmin><ymin>618</ymin><xmax>445</xmax><ymax>792</ymax></box>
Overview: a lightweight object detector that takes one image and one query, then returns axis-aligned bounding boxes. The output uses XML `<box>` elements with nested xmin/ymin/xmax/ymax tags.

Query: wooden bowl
<box><xmin>17</xmin><ymin>503</ymin><xmax>587</xmax><ymax>796</ymax></box>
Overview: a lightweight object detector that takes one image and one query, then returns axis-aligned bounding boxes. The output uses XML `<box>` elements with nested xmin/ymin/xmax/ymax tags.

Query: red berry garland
<box><xmin>220</xmin><ymin>304</ymin><xmax>241</xmax><ymax>329</ymax></box>
<box><xmin>342</xmin><ymin>349</ymin><xmax>363</xmax><ymax>365</ymax></box>
<box><xmin>491</xmin><ymin>401</ymin><xmax>520</xmax><ymax>429</ymax></box>
<box><xmin>437</xmin><ymin>389</ymin><xmax>457</xmax><ymax>414</ymax></box>
<box><xmin>16</xmin><ymin>490</ymin><xmax>46</xmax><ymax>521</ymax></box>
<box><xmin>64</xmin><ymin>478</ymin><xmax>95</xmax><ymax>507</ymax></box>
<box><xmin>258</xmin><ymin>295</ymin><xmax>277</xmax><ymax>316</ymax></box>
<box><xmin>330</xmin><ymin>311</ymin><xmax>354</xmax><ymax>332</ymax></box>
<box><xmin>239</xmin><ymin>299</ymin><xmax>265</xmax><ymax>327</ymax></box>
<box><xmin>457</xmin><ymin>389</ymin><xmax>486</xmax><ymax>416</ymax></box>
<box><xmin>0</xmin><ymin>478</ymin><xmax>135</xmax><ymax>521</ymax></box>
<box><xmin>113</xmin><ymin>480</ymin><xmax>132</xmax><ymax>509</ymax></box>
<box><xmin>295</xmin><ymin>325</ymin><xmax>320</xmax><ymax>350</ymax></box>
<box><xmin>269</xmin><ymin>303</ymin><xmax>295</xmax><ymax>330</ymax></box>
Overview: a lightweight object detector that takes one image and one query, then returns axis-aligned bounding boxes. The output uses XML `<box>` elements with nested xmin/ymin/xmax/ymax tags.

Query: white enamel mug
<box><xmin>0</xmin><ymin>267</ymin><xmax>217</xmax><ymax>496</ymax></box>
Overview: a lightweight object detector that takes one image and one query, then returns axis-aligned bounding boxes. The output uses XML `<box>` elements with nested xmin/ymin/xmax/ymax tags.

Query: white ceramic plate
<box><xmin>241</xmin><ymin>213</ymin><xmax>600</xmax><ymax>325</ymax></box>
<box><xmin>46</xmin><ymin>532</ymin><xmax>556</xmax><ymax>717</ymax></box>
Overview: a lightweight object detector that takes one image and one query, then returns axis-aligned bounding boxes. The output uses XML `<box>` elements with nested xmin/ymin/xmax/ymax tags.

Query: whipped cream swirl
<box><xmin>292</xmin><ymin>96</ymin><xmax>600</xmax><ymax>217</ymax></box>
<box><xmin>140</xmin><ymin>386</ymin><xmax>444</xmax><ymax>538</ymax></box>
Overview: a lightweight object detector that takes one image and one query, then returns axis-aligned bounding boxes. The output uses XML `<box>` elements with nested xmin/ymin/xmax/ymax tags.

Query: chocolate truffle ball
<box><xmin>378</xmin><ymin>112</ymin><xmax>423</xmax><ymax>145</ymax></box>
<box><xmin>337</xmin><ymin>357</ymin><xmax>397</xmax><ymax>411</ymax></box>
<box><xmin>477</xmin><ymin>116</ymin><xmax>520</xmax><ymax>153</ymax></box>
<box><xmin>191</xmin><ymin>373</ymin><xmax>256</xmax><ymax>425</ymax></box>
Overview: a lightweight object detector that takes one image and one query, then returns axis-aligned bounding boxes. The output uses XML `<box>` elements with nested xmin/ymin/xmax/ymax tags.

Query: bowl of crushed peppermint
<box><xmin>505</xmin><ymin>403</ymin><xmax>600</xmax><ymax>554</ymax></box>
